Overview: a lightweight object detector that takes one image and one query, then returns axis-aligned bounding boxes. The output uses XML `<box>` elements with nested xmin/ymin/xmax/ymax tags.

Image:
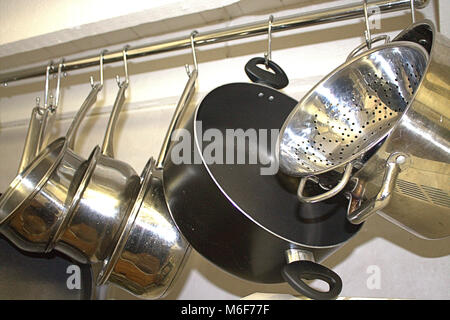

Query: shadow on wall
<box><xmin>105</xmin><ymin>211</ymin><xmax>450</xmax><ymax>300</ymax></box>
<box><xmin>161</xmin><ymin>213</ymin><xmax>450</xmax><ymax>299</ymax></box>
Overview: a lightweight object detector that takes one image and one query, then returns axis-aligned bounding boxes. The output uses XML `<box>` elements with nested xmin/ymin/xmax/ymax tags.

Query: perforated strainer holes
<box><xmin>282</xmin><ymin>47</ymin><xmax>427</xmax><ymax>175</ymax></box>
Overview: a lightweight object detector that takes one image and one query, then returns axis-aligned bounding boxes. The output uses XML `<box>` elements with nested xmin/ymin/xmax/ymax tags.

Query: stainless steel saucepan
<box><xmin>347</xmin><ymin>19</ymin><xmax>450</xmax><ymax>240</ymax></box>
<box><xmin>96</xmin><ymin>38</ymin><xmax>197</xmax><ymax>299</ymax></box>
<box><xmin>17</xmin><ymin>62</ymin><xmax>61</xmax><ymax>174</ymax></box>
<box><xmin>0</xmin><ymin>57</ymin><xmax>105</xmax><ymax>253</ymax></box>
<box><xmin>51</xmin><ymin>47</ymin><xmax>141</xmax><ymax>269</ymax></box>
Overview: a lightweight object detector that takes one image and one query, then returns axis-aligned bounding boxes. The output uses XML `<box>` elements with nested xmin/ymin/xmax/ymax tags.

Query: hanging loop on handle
<box><xmin>245</xmin><ymin>14</ymin><xmax>288</xmax><ymax>89</ymax></box>
<box><xmin>264</xmin><ymin>15</ymin><xmax>274</xmax><ymax>68</ymax></box>
<box><xmin>282</xmin><ymin>249</ymin><xmax>342</xmax><ymax>300</ymax></box>
<box><xmin>102</xmin><ymin>46</ymin><xmax>130</xmax><ymax>158</ymax></box>
<box><xmin>66</xmin><ymin>50</ymin><xmax>106</xmax><ymax>149</ymax></box>
<box><xmin>297</xmin><ymin>162</ymin><xmax>353</xmax><ymax>203</ymax></box>
<box><xmin>282</xmin><ymin>261</ymin><xmax>343</xmax><ymax>300</ymax></box>
<box><xmin>157</xmin><ymin>31</ymin><xmax>199</xmax><ymax>169</ymax></box>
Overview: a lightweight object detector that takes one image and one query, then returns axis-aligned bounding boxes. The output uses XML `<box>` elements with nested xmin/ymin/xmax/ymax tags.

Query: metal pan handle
<box><xmin>17</xmin><ymin>105</ymin><xmax>45</xmax><ymax>173</ymax></box>
<box><xmin>66</xmin><ymin>51</ymin><xmax>106</xmax><ymax>149</ymax></box>
<box><xmin>156</xmin><ymin>31</ymin><xmax>199</xmax><ymax>169</ymax></box>
<box><xmin>37</xmin><ymin>106</ymin><xmax>57</xmax><ymax>152</ymax></box>
<box><xmin>156</xmin><ymin>69</ymin><xmax>197</xmax><ymax>169</ymax></box>
<box><xmin>347</xmin><ymin>153</ymin><xmax>406</xmax><ymax>224</ymax></box>
<box><xmin>297</xmin><ymin>162</ymin><xmax>353</xmax><ymax>203</ymax></box>
<box><xmin>65</xmin><ymin>83</ymin><xmax>103</xmax><ymax>149</ymax></box>
<box><xmin>101</xmin><ymin>83</ymin><xmax>127</xmax><ymax>158</ymax></box>
<box><xmin>101</xmin><ymin>46</ymin><xmax>130</xmax><ymax>158</ymax></box>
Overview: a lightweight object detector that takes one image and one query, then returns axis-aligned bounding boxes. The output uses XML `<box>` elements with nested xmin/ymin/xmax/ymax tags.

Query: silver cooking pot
<box><xmin>95</xmin><ymin>66</ymin><xmax>197</xmax><ymax>299</ymax></box>
<box><xmin>0</xmin><ymin>83</ymin><xmax>103</xmax><ymax>252</ymax></box>
<box><xmin>347</xmin><ymin>20</ymin><xmax>450</xmax><ymax>240</ymax></box>
<box><xmin>51</xmin><ymin>78</ymin><xmax>140</xmax><ymax>268</ymax></box>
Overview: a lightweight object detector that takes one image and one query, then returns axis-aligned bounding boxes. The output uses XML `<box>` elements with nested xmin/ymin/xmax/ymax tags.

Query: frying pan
<box><xmin>0</xmin><ymin>235</ymin><xmax>94</xmax><ymax>300</ymax></box>
<box><xmin>163</xmin><ymin>58</ymin><xmax>362</xmax><ymax>299</ymax></box>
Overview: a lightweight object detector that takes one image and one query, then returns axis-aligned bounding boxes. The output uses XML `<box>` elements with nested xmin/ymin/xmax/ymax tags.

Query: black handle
<box><xmin>282</xmin><ymin>260</ymin><xmax>342</xmax><ymax>300</ymax></box>
<box><xmin>244</xmin><ymin>57</ymin><xmax>289</xmax><ymax>89</ymax></box>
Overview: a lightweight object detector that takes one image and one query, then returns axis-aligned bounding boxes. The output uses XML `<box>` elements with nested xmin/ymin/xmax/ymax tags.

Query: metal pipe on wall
<box><xmin>0</xmin><ymin>0</ymin><xmax>429</xmax><ymax>84</ymax></box>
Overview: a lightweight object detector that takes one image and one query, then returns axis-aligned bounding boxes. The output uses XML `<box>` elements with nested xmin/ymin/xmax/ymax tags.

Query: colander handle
<box><xmin>347</xmin><ymin>153</ymin><xmax>406</xmax><ymax>224</ymax></box>
<box><xmin>297</xmin><ymin>163</ymin><xmax>353</xmax><ymax>203</ymax></box>
<box><xmin>346</xmin><ymin>35</ymin><xmax>390</xmax><ymax>61</ymax></box>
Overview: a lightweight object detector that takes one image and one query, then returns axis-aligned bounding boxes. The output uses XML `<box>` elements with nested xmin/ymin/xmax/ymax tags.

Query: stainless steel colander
<box><xmin>278</xmin><ymin>41</ymin><xmax>429</xmax><ymax>203</ymax></box>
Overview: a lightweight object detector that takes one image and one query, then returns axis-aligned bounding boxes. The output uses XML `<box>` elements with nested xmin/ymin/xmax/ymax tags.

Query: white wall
<box><xmin>0</xmin><ymin>0</ymin><xmax>449</xmax><ymax>299</ymax></box>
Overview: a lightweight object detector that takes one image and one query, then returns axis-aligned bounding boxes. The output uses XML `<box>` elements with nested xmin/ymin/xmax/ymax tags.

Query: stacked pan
<box><xmin>0</xmin><ymin>51</ymin><xmax>192</xmax><ymax>299</ymax></box>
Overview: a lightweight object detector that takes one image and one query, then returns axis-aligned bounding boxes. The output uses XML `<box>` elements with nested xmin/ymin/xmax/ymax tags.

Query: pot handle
<box><xmin>101</xmin><ymin>83</ymin><xmax>127</xmax><ymax>158</ymax></box>
<box><xmin>156</xmin><ymin>69</ymin><xmax>198</xmax><ymax>169</ymax></box>
<box><xmin>156</xmin><ymin>31</ymin><xmax>199</xmax><ymax>169</ymax></box>
<box><xmin>17</xmin><ymin>105</ymin><xmax>45</xmax><ymax>173</ymax></box>
<box><xmin>282</xmin><ymin>260</ymin><xmax>342</xmax><ymax>300</ymax></box>
<box><xmin>65</xmin><ymin>83</ymin><xmax>103</xmax><ymax>149</ymax></box>
<box><xmin>347</xmin><ymin>153</ymin><xmax>406</xmax><ymax>224</ymax></box>
<box><xmin>101</xmin><ymin>46</ymin><xmax>131</xmax><ymax>158</ymax></box>
<box><xmin>244</xmin><ymin>57</ymin><xmax>289</xmax><ymax>89</ymax></box>
<box><xmin>66</xmin><ymin>51</ymin><xmax>107</xmax><ymax>149</ymax></box>
<box><xmin>297</xmin><ymin>162</ymin><xmax>353</xmax><ymax>203</ymax></box>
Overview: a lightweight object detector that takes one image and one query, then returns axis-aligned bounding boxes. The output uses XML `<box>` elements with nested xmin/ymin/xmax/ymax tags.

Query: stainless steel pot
<box><xmin>52</xmin><ymin>65</ymin><xmax>140</xmax><ymax>268</ymax></box>
<box><xmin>98</xmin><ymin>158</ymin><xmax>190</xmax><ymax>299</ymax></box>
<box><xmin>96</xmin><ymin>58</ymin><xmax>197</xmax><ymax>298</ymax></box>
<box><xmin>18</xmin><ymin>62</ymin><xmax>62</xmax><ymax>177</ymax></box>
<box><xmin>347</xmin><ymin>20</ymin><xmax>450</xmax><ymax>240</ymax></box>
<box><xmin>0</xmin><ymin>82</ymin><xmax>103</xmax><ymax>252</ymax></box>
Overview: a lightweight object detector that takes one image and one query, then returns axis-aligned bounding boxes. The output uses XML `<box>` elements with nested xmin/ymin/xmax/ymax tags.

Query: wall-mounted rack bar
<box><xmin>0</xmin><ymin>0</ymin><xmax>429</xmax><ymax>84</ymax></box>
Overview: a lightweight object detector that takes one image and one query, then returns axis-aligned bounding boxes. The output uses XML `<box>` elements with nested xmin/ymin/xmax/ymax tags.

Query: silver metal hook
<box><xmin>410</xmin><ymin>0</ymin><xmax>416</xmax><ymax>23</ymax></box>
<box><xmin>363</xmin><ymin>0</ymin><xmax>372</xmax><ymax>50</ymax></box>
<box><xmin>264</xmin><ymin>15</ymin><xmax>274</xmax><ymax>68</ymax></box>
<box><xmin>54</xmin><ymin>58</ymin><xmax>64</xmax><ymax>110</ymax></box>
<box><xmin>90</xmin><ymin>49</ymin><xmax>107</xmax><ymax>88</ymax></box>
<box><xmin>115</xmin><ymin>45</ymin><xmax>130</xmax><ymax>88</ymax></box>
<box><xmin>185</xmin><ymin>30</ymin><xmax>198</xmax><ymax>77</ymax></box>
<box><xmin>44</xmin><ymin>61</ymin><xmax>54</xmax><ymax>109</ymax></box>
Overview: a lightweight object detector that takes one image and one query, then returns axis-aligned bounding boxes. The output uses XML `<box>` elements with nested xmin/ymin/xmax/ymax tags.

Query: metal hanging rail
<box><xmin>0</xmin><ymin>0</ymin><xmax>429</xmax><ymax>84</ymax></box>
